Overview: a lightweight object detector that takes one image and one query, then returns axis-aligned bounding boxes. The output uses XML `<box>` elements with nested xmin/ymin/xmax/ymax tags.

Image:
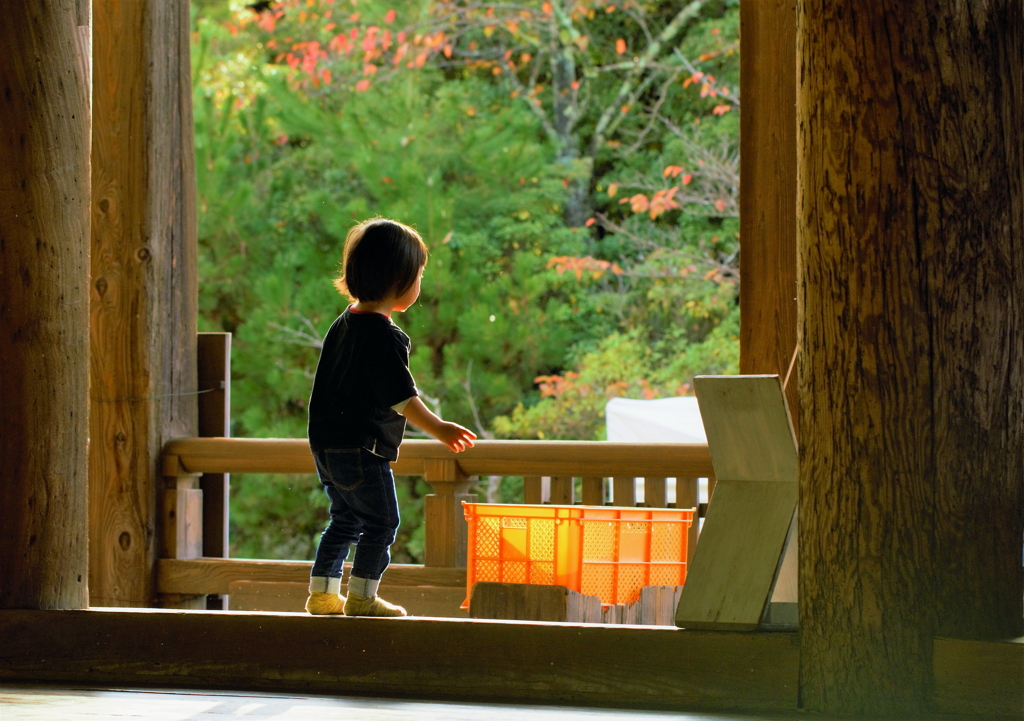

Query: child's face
<box><xmin>391</xmin><ymin>266</ymin><xmax>424</xmax><ymax>312</ymax></box>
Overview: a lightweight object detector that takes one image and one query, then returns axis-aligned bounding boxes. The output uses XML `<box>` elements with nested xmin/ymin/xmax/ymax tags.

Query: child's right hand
<box><xmin>436</xmin><ymin>421</ymin><xmax>477</xmax><ymax>453</ymax></box>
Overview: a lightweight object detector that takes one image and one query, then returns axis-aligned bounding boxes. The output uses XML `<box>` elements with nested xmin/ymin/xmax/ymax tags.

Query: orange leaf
<box><xmin>714</xmin><ymin>199</ymin><xmax>726</xmax><ymax>212</ymax></box>
<box><xmin>355</xmin><ymin>79</ymin><xmax>371</xmax><ymax>92</ymax></box>
<box><xmin>384</xmin><ymin>8</ymin><xmax>396</xmax><ymax>22</ymax></box>
<box><xmin>682</xmin><ymin>174</ymin><xmax>692</xmax><ymax>185</ymax></box>
<box><xmin>615</xmin><ymin>38</ymin><xmax>626</xmax><ymax>54</ymax></box>
<box><xmin>542</xmin><ymin>2</ymin><xmax>553</xmax><ymax>13</ymax></box>
<box><xmin>607</xmin><ymin>182</ymin><xmax>618</xmax><ymax>197</ymax></box>
<box><xmin>584</xmin><ymin>218</ymin><xmax>596</xmax><ymax>227</ymax></box>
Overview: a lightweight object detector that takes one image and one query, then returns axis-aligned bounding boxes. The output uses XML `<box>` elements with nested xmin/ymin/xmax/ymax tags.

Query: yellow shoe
<box><xmin>305</xmin><ymin>591</ymin><xmax>346</xmax><ymax>615</ymax></box>
<box><xmin>344</xmin><ymin>593</ymin><xmax>407</xmax><ymax>617</ymax></box>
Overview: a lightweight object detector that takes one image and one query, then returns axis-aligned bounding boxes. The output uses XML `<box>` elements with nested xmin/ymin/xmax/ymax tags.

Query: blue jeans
<box><xmin>310</xmin><ymin>447</ymin><xmax>400</xmax><ymax>581</ymax></box>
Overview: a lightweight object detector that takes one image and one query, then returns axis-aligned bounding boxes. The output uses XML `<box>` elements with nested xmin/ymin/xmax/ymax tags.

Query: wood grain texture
<box><xmin>157</xmin><ymin>558</ymin><xmax>466</xmax><ymax>596</ymax></box>
<box><xmin>933</xmin><ymin>637</ymin><xmax>1024</xmax><ymax>718</ymax></box>
<box><xmin>0</xmin><ymin>0</ymin><xmax>90</xmax><ymax>610</ymax></box>
<box><xmin>91</xmin><ymin>0</ymin><xmax>198</xmax><ymax>607</ymax></box>
<box><xmin>0</xmin><ymin>609</ymin><xmax>800</xmax><ymax>711</ymax></box>
<box><xmin>675</xmin><ymin>480</ymin><xmax>797</xmax><ymax>630</ymax></box>
<box><xmin>549</xmin><ymin>476</ymin><xmax>574</xmax><ymax>504</ymax></box>
<box><xmin>739</xmin><ymin>0</ymin><xmax>799</xmax><ymax>433</ymax></box>
<box><xmin>797</xmin><ymin>1</ymin><xmax>1024</xmax><ymax>713</ymax></box>
<box><xmin>163</xmin><ymin>438</ymin><xmax>715</xmax><ymax>478</ymax></box>
<box><xmin>694</xmin><ymin>375</ymin><xmax>798</xmax><ymax>483</ymax></box>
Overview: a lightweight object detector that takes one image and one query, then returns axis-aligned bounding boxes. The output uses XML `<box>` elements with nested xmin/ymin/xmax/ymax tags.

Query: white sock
<box><xmin>347</xmin><ymin>575</ymin><xmax>379</xmax><ymax>598</ymax></box>
<box><xmin>309</xmin><ymin>576</ymin><xmax>342</xmax><ymax>594</ymax></box>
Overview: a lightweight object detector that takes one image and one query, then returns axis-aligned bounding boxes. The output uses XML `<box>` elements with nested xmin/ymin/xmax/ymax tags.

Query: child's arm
<box><xmin>400</xmin><ymin>397</ymin><xmax>477</xmax><ymax>453</ymax></box>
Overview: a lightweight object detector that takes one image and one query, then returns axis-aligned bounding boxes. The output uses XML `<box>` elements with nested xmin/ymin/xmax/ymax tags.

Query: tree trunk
<box><xmin>0</xmin><ymin>0</ymin><xmax>91</xmax><ymax>610</ymax></box>
<box><xmin>798</xmin><ymin>1</ymin><xmax>1024</xmax><ymax>714</ymax></box>
<box><xmin>90</xmin><ymin>0</ymin><xmax>199</xmax><ymax>607</ymax></box>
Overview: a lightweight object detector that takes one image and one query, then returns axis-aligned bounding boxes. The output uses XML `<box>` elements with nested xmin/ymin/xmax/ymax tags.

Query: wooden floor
<box><xmin>0</xmin><ymin>684</ymin><xmax>745</xmax><ymax>721</ymax></box>
<box><xmin>1</xmin><ymin>682</ymin><xmax>1017</xmax><ymax>721</ymax></box>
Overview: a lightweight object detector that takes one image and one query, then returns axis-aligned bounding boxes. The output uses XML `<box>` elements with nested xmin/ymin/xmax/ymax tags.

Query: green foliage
<box><xmin>192</xmin><ymin>0</ymin><xmax>741</xmax><ymax>560</ymax></box>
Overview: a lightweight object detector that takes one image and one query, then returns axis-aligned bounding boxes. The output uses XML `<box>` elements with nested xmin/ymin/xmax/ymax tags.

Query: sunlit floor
<box><xmin>0</xmin><ymin>684</ymin><xmax>801</xmax><ymax>721</ymax></box>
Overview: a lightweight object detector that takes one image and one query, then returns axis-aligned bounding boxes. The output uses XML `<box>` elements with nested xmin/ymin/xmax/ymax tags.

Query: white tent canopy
<box><xmin>605</xmin><ymin>396</ymin><xmax>706</xmax><ymax>443</ymax></box>
<box><xmin>604</xmin><ymin>396</ymin><xmax>709</xmax><ymax>507</ymax></box>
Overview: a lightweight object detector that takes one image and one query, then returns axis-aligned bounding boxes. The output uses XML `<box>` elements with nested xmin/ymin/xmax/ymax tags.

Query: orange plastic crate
<box><xmin>462</xmin><ymin>502</ymin><xmax>695</xmax><ymax>607</ymax></box>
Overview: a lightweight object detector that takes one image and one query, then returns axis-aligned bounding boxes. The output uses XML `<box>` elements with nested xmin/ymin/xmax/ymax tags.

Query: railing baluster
<box><xmin>676</xmin><ymin>477</ymin><xmax>700</xmax><ymax>565</ymax></box>
<box><xmin>524</xmin><ymin>476</ymin><xmax>543</xmax><ymax>504</ymax></box>
<box><xmin>549</xmin><ymin>476</ymin><xmax>573</xmax><ymax>505</ymax></box>
<box><xmin>581</xmin><ymin>476</ymin><xmax>604</xmax><ymax>506</ymax></box>
<box><xmin>612</xmin><ymin>476</ymin><xmax>636</xmax><ymax>506</ymax></box>
<box><xmin>645</xmin><ymin>477</ymin><xmax>667</xmax><ymax>508</ymax></box>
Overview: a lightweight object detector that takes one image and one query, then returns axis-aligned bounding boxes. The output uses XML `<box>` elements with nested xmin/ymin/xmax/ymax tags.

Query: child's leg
<box><xmin>307</xmin><ymin>451</ymin><xmax>363</xmax><ymax>615</ymax></box>
<box><xmin>339</xmin><ymin>450</ymin><xmax>406</xmax><ymax>617</ymax></box>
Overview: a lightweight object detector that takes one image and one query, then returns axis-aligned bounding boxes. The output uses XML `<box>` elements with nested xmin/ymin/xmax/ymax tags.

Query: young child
<box><xmin>305</xmin><ymin>218</ymin><xmax>477</xmax><ymax>617</ymax></box>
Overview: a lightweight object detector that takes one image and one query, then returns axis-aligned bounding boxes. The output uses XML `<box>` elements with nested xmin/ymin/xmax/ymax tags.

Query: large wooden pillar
<box><xmin>0</xmin><ymin>1</ymin><xmax>91</xmax><ymax>609</ymax></box>
<box><xmin>90</xmin><ymin>1</ymin><xmax>198</xmax><ymax>607</ymax></box>
<box><xmin>798</xmin><ymin>1</ymin><xmax>1024</xmax><ymax>713</ymax></box>
<box><xmin>739</xmin><ymin>0</ymin><xmax>798</xmax><ymax>425</ymax></box>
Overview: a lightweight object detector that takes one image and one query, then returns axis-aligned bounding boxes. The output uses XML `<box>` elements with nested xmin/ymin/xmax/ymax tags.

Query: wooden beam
<box><xmin>91</xmin><ymin>0</ymin><xmax>198</xmax><ymax>607</ymax></box>
<box><xmin>0</xmin><ymin>609</ymin><xmax>800</xmax><ymax>711</ymax></box>
<box><xmin>163</xmin><ymin>438</ymin><xmax>715</xmax><ymax>479</ymax></box>
<box><xmin>0</xmin><ymin>0</ymin><xmax>91</xmax><ymax>610</ymax></box>
<box><xmin>156</xmin><ymin>558</ymin><xmax>465</xmax><ymax>596</ymax></box>
<box><xmin>797</xmin><ymin>1</ymin><xmax>1024</xmax><ymax>713</ymax></box>
<box><xmin>739</xmin><ymin>0</ymin><xmax>798</xmax><ymax>432</ymax></box>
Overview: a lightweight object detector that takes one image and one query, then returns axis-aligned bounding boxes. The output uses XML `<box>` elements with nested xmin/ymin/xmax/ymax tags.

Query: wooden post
<box><xmin>798</xmin><ymin>1</ymin><xmax>1024</xmax><ymax>713</ymax></box>
<box><xmin>423</xmin><ymin>459</ymin><xmax>476</xmax><ymax>567</ymax></box>
<box><xmin>197</xmin><ymin>333</ymin><xmax>231</xmax><ymax>559</ymax></box>
<box><xmin>739</xmin><ymin>0</ymin><xmax>798</xmax><ymax>430</ymax></box>
<box><xmin>90</xmin><ymin>0</ymin><xmax>199</xmax><ymax>607</ymax></box>
<box><xmin>159</xmin><ymin>455</ymin><xmax>205</xmax><ymax>609</ymax></box>
<box><xmin>0</xmin><ymin>0</ymin><xmax>91</xmax><ymax>610</ymax></box>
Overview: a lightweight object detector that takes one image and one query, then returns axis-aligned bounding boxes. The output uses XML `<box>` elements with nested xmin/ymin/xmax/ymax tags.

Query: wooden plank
<box><xmin>612</xmin><ymin>477</ymin><xmax>636</xmax><ymax>507</ymax></box>
<box><xmin>163</xmin><ymin>438</ymin><xmax>715</xmax><ymax>479</ymax></box>
<box><xmin>424</xmin><ymin>493</ymin><xmax>475</xmax><ymax>568</ymax></box>
<box><xmin>739</xmin><ymin>0</ymin><xmax>798</xmax><ymax>435</ymax></box>
<box><xmin>197</xmin><ymin>332</ymin><xmax>231</xmax><ymax>559</ymax></box>
<box><xmin>90</xmin><ymin>0</ymin><xmax>198</xmax><ymax>607</ymax></box>
<box><xmin>675</xmin><ymin>480</ymin><xmax>797</xmax><ymax>630</ymax></box>
<box><xmin>693</xmin><ymin>376</ymin><xmax>797</xmax><ymax>483</ymax></box>
<box><xmin>933</xmin><ymin>637</ymin><xmax>1024</xmax><ymax>718</ymax></box>
<box><xmin>0</xmin><ymin>608</ymin><xmax>800</xmax><ymax>711</ymax></box>
<box><xmin>161</xmin><ymin>486</ymin><xmax>203</xmax><ymax>560</ymax></box>
<box><xmin>581</xmin><ymin>476</ymin><xmax>604</xmax><ymax>506</ymax></box>
<box><xmin>470</xmin><ymin>583</ymin><xmax>574</xmax><ymax>622</ymax></box>
<box><xmin>227</xmin><ymin>581</ymin><xmax>468</xmax><ymax>618</ymax></box>
<box><xmin>157</xmin><ymin>559</ymin><xmax>466</xmax><ymax>596</ymax></box>
<box><xmin>0</xmin><ymin>1</ymin><xmax>91</xmax><ymax>610</ymax></box>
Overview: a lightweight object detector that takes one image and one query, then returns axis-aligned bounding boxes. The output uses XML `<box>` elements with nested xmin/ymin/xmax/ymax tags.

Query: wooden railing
<box><xmin>159</xmin><ymin>438</ymin><xmax>715</xmax><ymax>607</ymax></box>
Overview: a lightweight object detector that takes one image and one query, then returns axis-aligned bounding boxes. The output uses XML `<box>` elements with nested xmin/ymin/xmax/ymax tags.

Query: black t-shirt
<box><xmin>307</xmin><ymin>308</ymin><xmax>418</xmax><ymax>461</ymax></box>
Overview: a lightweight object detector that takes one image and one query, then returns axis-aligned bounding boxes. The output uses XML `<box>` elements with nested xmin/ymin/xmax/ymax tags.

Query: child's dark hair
<box><xmin>334</xmin><ymin>218</ymin><xmax>427</xmax><ymax>301</ymax></box>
